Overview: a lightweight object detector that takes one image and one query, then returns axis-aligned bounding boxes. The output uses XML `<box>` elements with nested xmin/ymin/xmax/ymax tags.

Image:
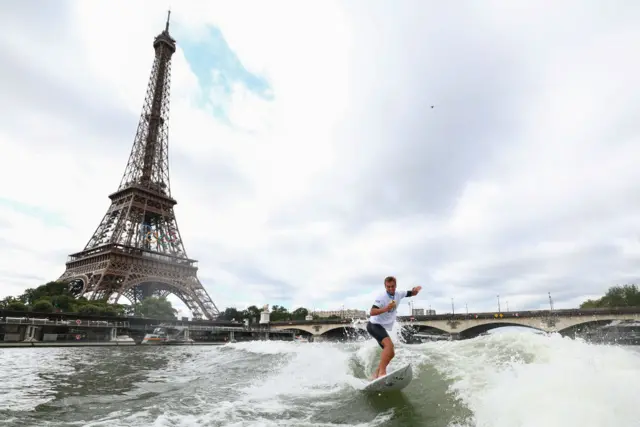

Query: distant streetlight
<box><xmin>451</xmin><ymin>298</ymin><xmax>455</xmax><ymax>315</ymax></box>
<box><xmin>506</xmin><ymin>301</ymin><xmax>509</xmax><ymax>312</ymax></box>
<box><xmin>465</xmin><ymin>303</ymin><xmax>469</xmax><ymax>315</ymax></box>
<box><xmin>497</xmin><ymin>294</ymin><xmax>501</xmax><ymax>312</ymax></box>
<box><xmin>548</xmin><ymin>292</ymin><xmax>554</xmax><ymax>311</ymax></box>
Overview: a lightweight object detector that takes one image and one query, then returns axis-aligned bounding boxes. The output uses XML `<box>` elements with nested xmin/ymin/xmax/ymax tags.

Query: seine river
<box><xmin>1</xmin><ymin>328</ymin><xmax>639</xmax><ymax>427</ymax></box>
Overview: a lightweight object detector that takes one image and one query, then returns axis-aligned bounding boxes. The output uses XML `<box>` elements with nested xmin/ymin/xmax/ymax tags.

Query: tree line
<box><xmin>217</xmin><ymin>305</ymin><xmax>329</xmax><ymax>322</ymax></box>
<box><xmin>0</xmin><ymin>280</ymin><xmax>324</xmax><ymax>322</ymax></box>
<box><xmin>0</xmin><ymin>280</ymin><xmax>179</xmax><ymax>319</ymax></box>
<box><xmin>579</xmin><ymin>284</ymin><xmax>640</xmax><ymax>309</ymax></box>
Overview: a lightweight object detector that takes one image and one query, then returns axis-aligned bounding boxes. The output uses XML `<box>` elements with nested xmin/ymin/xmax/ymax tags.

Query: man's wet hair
<box><xmin>384</xmin><ymin>276</ymin><xmax>396</xmax><ymax>285</ymax></box>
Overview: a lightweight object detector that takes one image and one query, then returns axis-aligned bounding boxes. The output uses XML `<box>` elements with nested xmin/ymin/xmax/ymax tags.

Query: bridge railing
<box><xmin>269</xmin><ymin>307</ymin><xmax>640</xmax><ymax>325</ymax></box>
<box><xmin>404</xmin><ymin>307</ymin><xmax>640</xmax><ymax>321</ymax></box>
<box><xmin>271</xmin><ymin>318</ymin><xmax>362</xmax><ymax>326</ymax></box>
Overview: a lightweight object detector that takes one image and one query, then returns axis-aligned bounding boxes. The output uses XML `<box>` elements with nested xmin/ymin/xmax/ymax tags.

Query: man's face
<box><xmin>385</xmin><ymin>281</ymin><xmax>396</xmax><ymax>296</ymax></box>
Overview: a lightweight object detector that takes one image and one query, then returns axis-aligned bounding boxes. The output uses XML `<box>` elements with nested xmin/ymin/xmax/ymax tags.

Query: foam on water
<box><xmin>2</xmin><ymin>328</ymin><xmax>640</xmax><ymax>427</ymax></box>
<box><xmin>425</xmin><ymin>330</ymin><xmax>640</xmax><ymax>427</ymax></box>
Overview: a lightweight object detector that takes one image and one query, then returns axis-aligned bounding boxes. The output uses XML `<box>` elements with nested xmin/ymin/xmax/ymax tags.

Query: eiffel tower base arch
<box><xmin>58</xmin><ymin>245</ymin><xmax>218</xmax><ymax>320</ymax></box>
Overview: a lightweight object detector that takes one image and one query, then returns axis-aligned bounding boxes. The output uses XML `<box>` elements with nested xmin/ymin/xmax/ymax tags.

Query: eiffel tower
<box><xmin>58</xmin><ymin>12</ymin><xmax>220</xmax><ymax>320</ymax></box>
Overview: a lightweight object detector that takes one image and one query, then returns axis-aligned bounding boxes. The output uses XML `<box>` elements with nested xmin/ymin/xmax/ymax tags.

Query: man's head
<box><xmin>384</xmin><ymin>276</ymin><xmax>397</xmax><ymax>296</ymax></box>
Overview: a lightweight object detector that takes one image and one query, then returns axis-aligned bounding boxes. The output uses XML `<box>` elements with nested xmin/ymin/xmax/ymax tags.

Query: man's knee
<box><xmin>381</xmin><ymin>337</ymin><xmax>394</xmax><ymax>355</ymax></box>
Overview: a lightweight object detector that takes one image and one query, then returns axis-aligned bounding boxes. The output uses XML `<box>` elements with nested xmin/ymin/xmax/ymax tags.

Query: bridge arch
<box><xmin>554</xmin><ymin>317</ymin><xmax>629</xmax><ymax>335</ymax></box>
<box><xmin>404</xmin><ymin>323</ymin><xmax>451</xmax><ymax>335</ymax></box>
<box><xmin>320</xmin><ymin>325</ymin><xmax>368</xmax><ymax>335</ymax></box>
<box><xmin>317</xmin><ymin>324</ymin><xmax>362</xmax><ymax>335</ymax></box>
<box><xmin>272</xmin><ymin>323</ymin><xmax>369</xmax><ymax>338</ymax></box>
<box><xmin>320</xmin><ymin>325</ymin><xmax>369</xmax><ymax>343</ymax></box>
<box><xmin>286</xmin><ymin>328</ymin><xmax>314</xmax><ymax>338</ymax></box>
<box><xmin>110</xmin><ymin>277</ymin><xmax>209</xmax><ymax>318</ymax></box>
<box><xmin>110</xmin><ymin>277</ymin><xmax>175</xmax><ymax>304</ymax></box>
<box><xmin>273</xmin><ymin>324</ymin><xmax>322</xmax><ymax>335</ymax></box>
<box><xmin>458</xmin><ymin>322</ymin><xmax>545</xmax><ymax>339</ymax></box>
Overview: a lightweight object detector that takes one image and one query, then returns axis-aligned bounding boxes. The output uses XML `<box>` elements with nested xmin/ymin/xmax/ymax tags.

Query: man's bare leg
<box><xmin>374</xmin><ymin>337</ymin><xmax>395</xmax><ymax>378</ymax></box>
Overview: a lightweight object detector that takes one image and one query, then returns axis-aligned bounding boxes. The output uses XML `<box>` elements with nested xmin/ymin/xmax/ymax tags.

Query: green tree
<box><xmin>79</xmin><ymin>304</ymin><xmax>102</xmax><ymax>315</ymax></box>
<box><xmin>291</xmin><ymin>307</ymin><xmax>309</xmax><ymax>320</ymax></box>
<box><xmin>1</xmin><ymin>280</ymin><xmax>134</xmax><ymax>315</ymax></box>
<box><xmin>7</xmin><ymin>301</ymin><xmax>27</xmax><ymax>311</ymax></box>
<box><xmin>133</xmin><ymin>296</ymin><xmax>177</xmax><ymax>319</ymax></box>
<box><xmin>242</xmin><ymin>305</ymin><xmax>262</xmax><ymax>323</ymax></box>
<box><xmin>270</xmin><ymin>305</ymin><xmax>290</xmax><ymax>321</ymax></box>
<box><xmin>580</xmin><ymin>284</ymin><xmax>640</xmax><ymax>308</ymax></box>
<box><xmin>32</xmin><ymin>300</ymin><xmax>54</xmax><ymax>313</ymax></box>
<box><xmin>20</xmin><ymin>281</ymin><xmax>71</xmax><ymax>305</ymax></box>
<box><xmin>220</xmin><ymin>307</ymin><xmax>243</xmax><ymax>321</ymax></box>
<box><xmin>50</xmin><ymin>295</ymin><xmax>74</xmax><ymax>311</ymax></box>
<box><xmin>0</xmin><ymin>296</ymin><xmax>18</xmax><ymax>309</ymax></box>
<box><xmin>580</xmin><ymin>299</ymin><xmax>600</xmax><ymax>309</ymax></box>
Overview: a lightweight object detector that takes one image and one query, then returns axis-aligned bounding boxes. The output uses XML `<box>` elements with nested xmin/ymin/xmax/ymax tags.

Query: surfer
<box><xmin>366</xmin><ymin>276</ymin><xmax>422</xmax><ymax>379</ymax></box>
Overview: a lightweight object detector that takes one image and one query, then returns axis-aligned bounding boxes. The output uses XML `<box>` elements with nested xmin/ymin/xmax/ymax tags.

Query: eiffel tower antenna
<box><xmin>58</xmin><ymin>13</ymin><xmax>220</xmax><ymax>320</ymax></box>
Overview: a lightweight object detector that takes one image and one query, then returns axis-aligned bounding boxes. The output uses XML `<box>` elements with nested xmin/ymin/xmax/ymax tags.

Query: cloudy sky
<box><xmin>1</xmin><ymin>0</ymin><xmax>640</xmax><ymax>318</ymax></box>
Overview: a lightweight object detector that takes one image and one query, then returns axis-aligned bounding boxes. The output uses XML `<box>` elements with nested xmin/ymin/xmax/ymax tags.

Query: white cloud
<box><xmin>2</xmin><ymin>0</ymin><xmax>640</xmax><ymax>319</ymax></box>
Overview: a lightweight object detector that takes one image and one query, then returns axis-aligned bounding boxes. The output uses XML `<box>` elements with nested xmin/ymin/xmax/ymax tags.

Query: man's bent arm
<box><xmin>370</xmin><ymin>305</ymin><xmax>388</xmax><ymax>316</ymax></box>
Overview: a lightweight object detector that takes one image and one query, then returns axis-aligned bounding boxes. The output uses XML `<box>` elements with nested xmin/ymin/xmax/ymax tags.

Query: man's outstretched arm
<box><xmin>405</xmin><ymin>286</ymin><xmax>423</xmax><ymax>297</ymax></box>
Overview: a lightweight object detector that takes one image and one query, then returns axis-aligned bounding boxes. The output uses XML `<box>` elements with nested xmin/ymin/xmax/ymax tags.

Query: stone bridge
<box><xmin>269</xmin><ymin>307</ymin><xmax>640</xmax><ymax>339</ymax></box>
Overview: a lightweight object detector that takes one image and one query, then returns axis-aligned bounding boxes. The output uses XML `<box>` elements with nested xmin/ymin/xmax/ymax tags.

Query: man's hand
<box><xmin>411</xmin><ymin>286</ymin><xmax>423</xmax><ymax>295</ymax></box>
<box><xmin>385</xmin><ymin>300</ymin><xmax>396</xmax><ymax>312</ymax></box>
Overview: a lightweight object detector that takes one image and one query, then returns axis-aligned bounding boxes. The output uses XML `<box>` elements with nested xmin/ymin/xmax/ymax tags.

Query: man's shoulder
<box><xmin>373</xmin><ymin>293</ymin><xmax>389</xmax><ymax>305</ymax></box>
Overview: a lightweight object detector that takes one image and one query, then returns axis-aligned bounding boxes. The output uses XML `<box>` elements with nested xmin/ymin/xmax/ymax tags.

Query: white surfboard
<box><xmin>362</xmin><ymin>364</ymin><xmax>413</xmax><ymax>392</ymax></box>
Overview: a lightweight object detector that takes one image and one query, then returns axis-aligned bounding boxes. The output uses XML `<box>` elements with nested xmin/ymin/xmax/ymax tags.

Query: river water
<box><xmin>1</xmin><ymin>327</ymin><xmax>639</xmax><ymax>427</ymax></box>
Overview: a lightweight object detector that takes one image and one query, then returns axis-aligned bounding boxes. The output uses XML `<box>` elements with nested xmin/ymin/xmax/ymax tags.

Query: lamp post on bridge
<box><xmin>451</xmin><ymin>298</ymin><xmax>455</xmax><ymax>315</ymax></box>
<box><xmin>497</xmin><ymin>294</ymin><xmax>501</xmax><ymax>313</ymax></box>
<box><xmin>465</xmin><ymin>303</ymin><xmax>468</xmax><ymax>316</ymax></box>
<box><xmin>506</xmin><ymin>301</ymin><xmax>509</xmax><ymax>312</ymax></box>
<box><xmin>548</xmin><ymin>292</ymin><xmax>554</xmax><ymax>311</ymax></box>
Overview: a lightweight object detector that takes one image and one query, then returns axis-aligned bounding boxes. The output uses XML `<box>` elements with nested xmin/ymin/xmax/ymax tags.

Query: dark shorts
<box><xmin>366</xmin><ymin>322</ymin><xmax>390</xmax><ymax>349</ymax></box>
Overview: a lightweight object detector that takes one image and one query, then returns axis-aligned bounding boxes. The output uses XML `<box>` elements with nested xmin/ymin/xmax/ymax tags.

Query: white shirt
<box><xmin>369</xmin><ymin>290</ymin><xmax>409</xmax><ymax>330</ymax></box>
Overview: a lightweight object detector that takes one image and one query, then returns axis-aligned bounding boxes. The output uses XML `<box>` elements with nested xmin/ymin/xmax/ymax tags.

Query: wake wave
<box><xmin>224</xmin><ymin>329</ymin><xmax>640</xmax><ymax>427</ymax></box>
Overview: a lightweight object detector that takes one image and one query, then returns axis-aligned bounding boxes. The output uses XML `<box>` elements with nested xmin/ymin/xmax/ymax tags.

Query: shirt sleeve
<box><xmin>373</xmin><ymin>295</ymin><xmax>385</xmax><ymax>308</ymax></box>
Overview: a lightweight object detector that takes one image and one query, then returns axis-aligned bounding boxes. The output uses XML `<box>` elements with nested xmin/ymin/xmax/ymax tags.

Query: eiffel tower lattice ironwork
<box><xmin>58</xmin><ymin>12</ymin><xmax>220</xmax><ymax>320</ymax></box>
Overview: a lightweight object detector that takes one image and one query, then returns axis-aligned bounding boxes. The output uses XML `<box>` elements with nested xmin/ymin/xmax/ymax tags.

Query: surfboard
<box><xmin>362</xmin><ymin>363</ymin><xmax>413</xmax><ymax>392</ymax></box>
